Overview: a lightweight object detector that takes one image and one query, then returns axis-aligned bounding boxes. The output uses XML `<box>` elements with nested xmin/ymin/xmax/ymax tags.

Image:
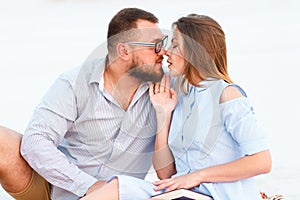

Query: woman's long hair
<box><xmin>173</xmin><ymin>14</ymin><xmax>233</xmax><ymax>93</ymax></box>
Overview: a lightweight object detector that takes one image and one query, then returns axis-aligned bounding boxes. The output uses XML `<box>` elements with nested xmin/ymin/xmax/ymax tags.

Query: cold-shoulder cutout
<box><xmin>219</xmin><ymin>85</ymin><xmax>244</xmax><ymax>104</ymax></box>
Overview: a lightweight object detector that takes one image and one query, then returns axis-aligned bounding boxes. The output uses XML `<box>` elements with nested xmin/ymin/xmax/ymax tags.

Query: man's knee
<box><xmin>0</xmin><ymin>126</ymin><xmax>22</xmax><ymax>142</ymax></box>
<box><xmin>0</xmin><ymin>126</ymin><xmax>32</xmax><ymax>193</ymax></box>
<box><xmin>110</xmin><ymin>177</ymin><xmax>119</xmax><ymax>187</ymax></box>
<box><xmin>0</xmin><ymin>126</ymin><xmax>23</xmax><ymax>167</ymax></box>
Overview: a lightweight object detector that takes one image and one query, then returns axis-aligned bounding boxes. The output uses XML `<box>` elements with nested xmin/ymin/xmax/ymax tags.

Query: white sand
<box><xmin>1</xmin><ymin>0</ymin><xmax>300</xmax><ymax>199</ymax></box>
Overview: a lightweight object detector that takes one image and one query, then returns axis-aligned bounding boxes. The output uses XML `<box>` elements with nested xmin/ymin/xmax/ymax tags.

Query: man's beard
<box><xmin>128</xmin><ymin>55</ymin><xmax>164</xmax><ymax>83</ymax></box>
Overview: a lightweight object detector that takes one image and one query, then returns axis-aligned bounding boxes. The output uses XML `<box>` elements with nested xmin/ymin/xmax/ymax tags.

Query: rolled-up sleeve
<box><xmin>21</xmin><ymin>75</ymin><xmax>97</xmax><ymax>197</ymax></box>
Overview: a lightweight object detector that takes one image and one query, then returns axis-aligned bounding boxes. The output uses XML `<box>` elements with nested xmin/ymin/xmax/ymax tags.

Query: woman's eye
<box><xmin>172</xmin><ymin>45</ymin><xmax>178</xmax><ymax>48</ymax></box>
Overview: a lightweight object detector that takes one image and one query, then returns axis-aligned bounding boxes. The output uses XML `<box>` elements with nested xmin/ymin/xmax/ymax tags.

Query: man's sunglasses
<box><xmin>126</xmin><ymin>35</ymin><xmax>168</xmax><ymax>54</ymax></box>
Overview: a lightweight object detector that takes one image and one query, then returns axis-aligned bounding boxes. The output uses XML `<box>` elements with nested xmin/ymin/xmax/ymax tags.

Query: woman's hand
<box><xmin>153</xmin><ymin>172</ymin><xmax>201</xmax><ymax>192</ymax></box>
<box><xmin>152</xmin><ymin>150</ymin><xmax>272</xmax><ymax>193</ymax></box>
<box><xmin>149</xmin><ymin>74</ymin><xmax>177</xmax><ymax>114</ymax></box>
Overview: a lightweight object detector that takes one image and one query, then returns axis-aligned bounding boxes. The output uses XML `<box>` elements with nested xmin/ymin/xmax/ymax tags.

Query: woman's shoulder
<box><xmin>219</xmin><ymin>85</ymin><xmax>244</xmax><ymax>103</ymax></box>
<box><xmin>216</xmin><ymin>79</ymin><xmax>248</xmax><ymax>104</ymax></box>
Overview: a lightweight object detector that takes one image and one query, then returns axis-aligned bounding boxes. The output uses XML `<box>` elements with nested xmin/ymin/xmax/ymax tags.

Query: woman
<box><xmin>82</xmin><ymin>14</ymin><xmax>271</xmax><ymax>200</ymax></box>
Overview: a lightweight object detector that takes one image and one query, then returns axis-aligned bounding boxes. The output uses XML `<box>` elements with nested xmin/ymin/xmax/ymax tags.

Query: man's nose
<box><xmin>158</xmin><ymin>47</ymin><xmax>167</xmax><ymax>56</ymax></box>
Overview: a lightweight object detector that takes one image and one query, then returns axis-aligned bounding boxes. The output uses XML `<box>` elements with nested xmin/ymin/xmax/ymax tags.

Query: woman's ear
<box><xmin>116</xmin><ymin>43</ymin><xmax>130</xmax><ymax>61</ymax></box>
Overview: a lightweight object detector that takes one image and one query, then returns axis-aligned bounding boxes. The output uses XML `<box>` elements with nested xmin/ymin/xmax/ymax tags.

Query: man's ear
<box><xmin>116</xmin><ymin>43</ymin><xmax>130</xmax><ymax>61</ymax></box>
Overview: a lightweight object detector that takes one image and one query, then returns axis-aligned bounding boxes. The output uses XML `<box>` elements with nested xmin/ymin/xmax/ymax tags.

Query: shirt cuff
<box><xmin>70</xmin><ymin>171</ymin><xmax>98</xmax><ymax>197</ymax></box>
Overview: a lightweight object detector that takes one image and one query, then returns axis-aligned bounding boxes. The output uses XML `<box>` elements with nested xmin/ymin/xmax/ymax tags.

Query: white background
<box><xmin>1</xmin><ymin>0</ymin><xmax>299</xmax><ymax>199</ymax></box>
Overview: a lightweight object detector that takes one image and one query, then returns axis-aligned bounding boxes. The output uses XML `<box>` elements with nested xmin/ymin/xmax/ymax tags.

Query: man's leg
<box><xmin>81</xmin><ymin>178</ymin><xmax>119</xmax><ymax>200</ymax></box>
<box><xmin>0</xmin><ymin>126</ymin><xmax>32</xmax><ymax>193</ymax></box>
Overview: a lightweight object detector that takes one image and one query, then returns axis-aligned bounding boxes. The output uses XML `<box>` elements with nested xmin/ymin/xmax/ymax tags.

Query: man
<box><xmin>0</xmin><ymin>7</ymin><xmax>168</xmax><ymax>200</ymax></box>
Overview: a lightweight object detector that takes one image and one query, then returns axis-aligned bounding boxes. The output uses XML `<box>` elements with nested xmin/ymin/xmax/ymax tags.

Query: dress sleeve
<box><xmin>220</xmin><ymin>97</ymin><xmax>269</xmax><ymax>156</ymax></box>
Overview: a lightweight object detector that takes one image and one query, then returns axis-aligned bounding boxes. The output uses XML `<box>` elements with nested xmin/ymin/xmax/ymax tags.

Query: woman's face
<box><xmin>166</xmin><ymin>28</ymin><xmax>185</xmax><ymax>77</ymax></box>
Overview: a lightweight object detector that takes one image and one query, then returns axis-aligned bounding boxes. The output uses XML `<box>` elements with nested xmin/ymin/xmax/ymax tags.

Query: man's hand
<box><xmin>85</xmin><ymin>180</ymin><xmax>106</xmax><ymax>195</ymax></box>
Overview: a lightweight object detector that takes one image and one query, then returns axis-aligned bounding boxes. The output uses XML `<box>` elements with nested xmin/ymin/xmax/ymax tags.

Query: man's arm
<box><xmin>21</xmin><ymin>76</ymin><xmax>97</xmax><ymax>197</ymax></box>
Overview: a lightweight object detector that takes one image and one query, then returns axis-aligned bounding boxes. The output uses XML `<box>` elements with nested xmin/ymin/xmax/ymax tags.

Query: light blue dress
<box><xmin>114</xmin><ymin>79</ymin><xmax>269</xmax><ymax>200</ymax></box>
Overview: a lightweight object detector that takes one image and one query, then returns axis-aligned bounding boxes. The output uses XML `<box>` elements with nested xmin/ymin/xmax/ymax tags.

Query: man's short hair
<box><xmin>107</xmin><ymin>8</ymin><xmax>159</xmax><ymax>56</ymax></box>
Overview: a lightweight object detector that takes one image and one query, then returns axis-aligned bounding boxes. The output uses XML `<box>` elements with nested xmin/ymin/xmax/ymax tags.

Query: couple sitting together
<box><xmin>0</xmin><ymin>7</ymin><xmax>271</xmax><ymax>200</ymax></box>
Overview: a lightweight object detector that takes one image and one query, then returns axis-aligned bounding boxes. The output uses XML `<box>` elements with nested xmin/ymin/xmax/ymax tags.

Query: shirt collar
<box><xmin>182</xmin><ymin>78</ymin><xmax>218</xmax><ymax>95</ymax></box>
<box><xmin>87</xmin><ymin>56</ymin><xmax>151</xmax><ymax>97</ymax></box>
<box><xmin>194</xmin><ymin>78</ymin><xmax>221</xmax><ymax>92</ymax></box>
<box><xmin>87</xmin><ymin>57</ymin><xmax>107</xmax><ymax>91</ymax></box>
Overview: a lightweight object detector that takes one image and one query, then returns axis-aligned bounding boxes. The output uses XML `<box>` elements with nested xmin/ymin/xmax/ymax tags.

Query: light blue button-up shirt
<box><xmin>21</xmin><ymin>58</ymin><xmax>157</xmax><ymax>200</ymax></box>
<box><xmin>169</xmin><ymin>79</ymin><xmax>269</xmax><ymax>200</ymax></box>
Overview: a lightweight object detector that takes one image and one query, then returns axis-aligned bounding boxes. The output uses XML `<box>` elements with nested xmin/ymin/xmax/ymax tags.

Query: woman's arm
<box><xmin>153</xmin><ymin>85</ymin><xmax>272</xmax><ymax>191</ymax></box>
<box><xmin>197</xmin><ymin>86</ymin><xmax>272</xmax><ymax>181</ymax></box>
<box><xmin>197</xmin><ymin>149</ymin><xmax>272</xmax><ymax>182</ymax></box>
<box><xmin>153</xmin><ymin>149</ymin><xmax>271</xmax><ymax>192</ymax></box>
<box><xmin>152</xmin><ymin>111</ymin><xmax>176</xmax><ymax>179</ymax></box>
<box><xmin>149</xmin><ymin>75</ymin><xmax>178</xmax><ymax>179</ymax></box>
